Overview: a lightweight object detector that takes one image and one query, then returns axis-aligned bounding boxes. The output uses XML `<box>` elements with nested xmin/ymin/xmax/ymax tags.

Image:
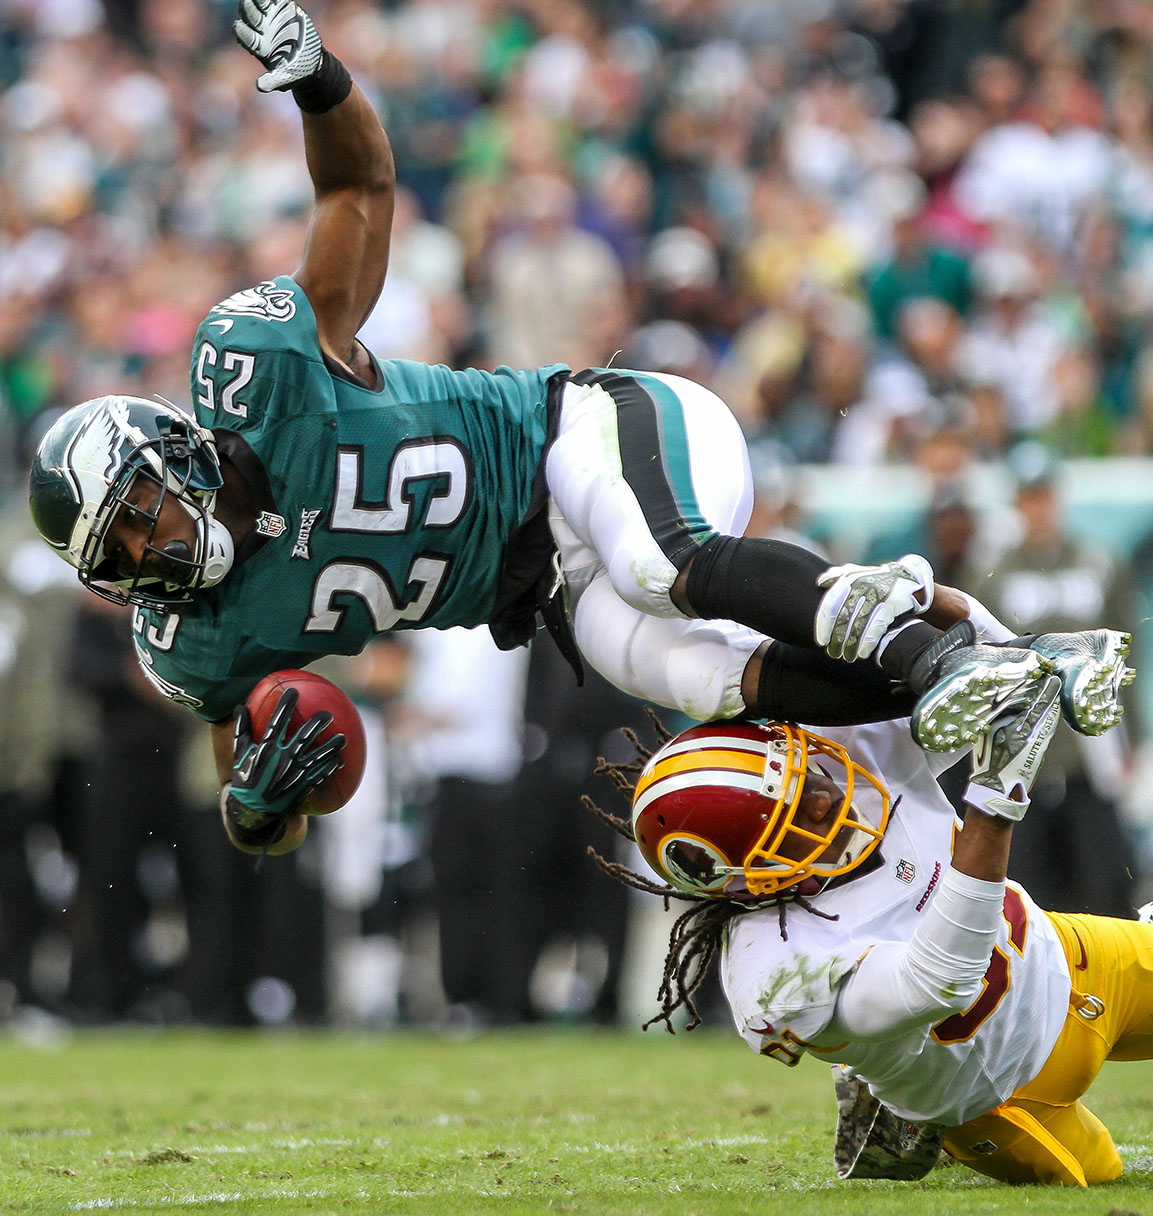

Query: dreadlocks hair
<box><xmin>584</xmin><ymin>709</ymin><xmax>837</xmax><ymax>1035</ymax></box>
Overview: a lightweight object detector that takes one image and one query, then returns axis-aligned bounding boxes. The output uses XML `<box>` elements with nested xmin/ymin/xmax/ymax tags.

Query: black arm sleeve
<box><xmin>753</xmin><ymin>641</ymin><xmax>918</xmax><ymax>725</ymax></box>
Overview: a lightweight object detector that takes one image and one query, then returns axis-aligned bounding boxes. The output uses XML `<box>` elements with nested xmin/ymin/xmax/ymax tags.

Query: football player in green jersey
<box><xmin>27</xmin><ymin>1</ymin><xmax>1133</xmax><ymax>857</ymax></box>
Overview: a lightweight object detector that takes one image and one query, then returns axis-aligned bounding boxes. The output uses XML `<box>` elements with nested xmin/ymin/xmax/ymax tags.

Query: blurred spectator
<box><xmin>893</xmin><ymin>296</ymin><xmax>971</xmax><ymax>398</ymax></box>
<box><xmin>360</xmin><ymin>186</ymin><xmax>470</xmax><ymax>364</ymax></box>
<box><xmin>581</xmin><ymin>153</ymin><xmax>656</xmax><ymax>299</ymax></box>
<box><xmin>485</xmin><ymin>170</ymin><xmax>629</xmax><ymax>370</ymax></box>
<box><xmin>866</xmin><ymin>477</ymin><xmax>987</xmax><ymax>592</ymax></box>
<box><xmin>957</xmin><ymin>243</ymin><xmax>1066</xmax><ymax>436</ymax></box>
<box><xmin>977</xmin><ymin>442</ymin><xmax>1140</xmax><ymax>917</ymax></box>
<box><xmin>745</xmin><ymin>451</ymin><xmax>828</xmax><ymax>558</ymax></box>
<box><xmin>742</xmin><ymin>172</ymin><xmax>866</xmax><ymax>313</ymax></box>
<box><xmin>954</xmin><ymin>57</ymin><xmax>1111</xmax><ymax>259</ymax></box>
<box><xmin>864</xmin><ymin>175</ymin><xmax>972</xmax><ymax>341</ymax></box>
<box><xmin>62</xmin><ymin>600</ymin><xmax>195</xmax><ymax>1022</ymax></box>
<box><xmin>620</xmin><ymin>318</ymin><xmax>715</xmax><ymax>385</ymax></box>
<box><xmin>905</xmin><ymin>94</ymin><xmax>986</xmax><ymax>251</ymax></box>
<box><xmin>0</xmin><ymin>485</ymin><xmax>93</xmax><ymax>1018</ymax></box>
<box><xmin>399</xmin><ymin>626</ymin><xmax>531</xmax><ymax>1027</ymax></box>
<box><xmin>966</xmin><ymin>50</ymin><xmax>1029</xmax><ymax>131</ymax></box>
<box><xmin>1107</xmin><ymin>74</ymin><xmax>1153</xmax><ymax>322</ymax></box>
<box><xmin>737</xmin><ymin>292</ymin><xmax>870</xmax><ymax>464</ymax></box>
<box><xmin>643</xmin><ymin>225</ymin><xmax>729</xmax><ymax>352</ymax></box>
<box><xmin>780</xmin><ymin>73</ymin><xmax>914</xmax><ymax>224</ymax></box>
<box><xmin>503</xmin><ymin>637</ymin><xmax>652</xmax><ymax>1024</ymax></box>
<box><xmin>851</xmin><ymin>0</ymin><xmax>1004</xmax><ymax>123</ymax></box>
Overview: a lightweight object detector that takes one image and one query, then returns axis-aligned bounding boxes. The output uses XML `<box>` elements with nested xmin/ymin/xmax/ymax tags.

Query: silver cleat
<box><xmin>911</xmin><ymin>644</ymin><xmax>1053</xmax><ymax>752</ymax></box>
<box><xmin>1027</xmin><ymin>629</ymin><xmax>1135</xmax><ymax>736</ymax></box>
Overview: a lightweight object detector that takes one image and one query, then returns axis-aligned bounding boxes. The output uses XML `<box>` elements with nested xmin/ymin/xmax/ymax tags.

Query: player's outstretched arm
<box><xmin>234</xmin><ymin>0</ymin><xmax>395</xmax><ymax>377</ymax></box>
<box><xmin>827</xmin><ymin>674</ymin><xmax>1063</xmax><ymax>1041</ymax></box>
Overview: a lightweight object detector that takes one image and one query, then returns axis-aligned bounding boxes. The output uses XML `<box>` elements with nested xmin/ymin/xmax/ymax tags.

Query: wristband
<box><xmin>963</xmin><ymin>781</ymin><xmax>1029</xmax><ymax>822</ymax></box>
<box><xmin>958</xmin><ymin>590</ymin><xmax>1015</xmax><ymax>644</ymax></box>
<box><xmin>292</xmin><ymin>49</ymin><xmax>353</xmax><ymax>114</ymax></box>
<box><xmin>222</xmin><ymin>787</ymin><xmax>288</xmax><ymax>848</ymax></box>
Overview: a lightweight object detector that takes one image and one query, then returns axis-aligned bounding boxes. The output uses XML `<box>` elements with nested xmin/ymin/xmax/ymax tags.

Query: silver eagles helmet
<box><xmin>28</xmin><ymin>395</ymin><xmax>234</xmax><ymax>609</ymax></box>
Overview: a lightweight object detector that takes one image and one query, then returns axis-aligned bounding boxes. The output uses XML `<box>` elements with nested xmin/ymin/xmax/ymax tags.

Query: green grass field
<box><xmin>2</xmin><ymin>1027</ymin><xmax>1152</xmax><ymax>1215</ymax></box>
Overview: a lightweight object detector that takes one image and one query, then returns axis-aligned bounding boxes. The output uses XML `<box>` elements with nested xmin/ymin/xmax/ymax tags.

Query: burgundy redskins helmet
<box><xmin>631</xmin><ymin>720</ymin><xmax>891</xmax><ymax>899</ymax></box>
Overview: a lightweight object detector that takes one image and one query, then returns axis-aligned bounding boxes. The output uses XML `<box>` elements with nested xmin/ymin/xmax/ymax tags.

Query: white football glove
<box><xmin>964</xmin><ymin>673</ymin><xmax>1062</xmax><ymax>821</ymax></box>
<box><xmin>234</xmin><ymin>0</ymin><xmax>323</xmax><ymax>93</ymax></box>
<box><xmin>815</xmin><ymin>553</ymin><xmax>935</xmax><ymax>662</ymax></box>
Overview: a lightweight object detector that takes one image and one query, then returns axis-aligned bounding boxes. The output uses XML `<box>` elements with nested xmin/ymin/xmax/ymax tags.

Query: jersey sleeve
<box><xmin>131</xmin><ymin>606</ymin><xmax>313</xmax><ymax>724</ymax></box>
<box><xmin>721</xmin><ymin>917</ymin><xmax>861</xmax><ymax>1064</ymax></box>
<box><xmin>132</xmin><ymin>627</ymin><xmax>250</xmax><ymax>722</ymax></box>
<box><xmin>189</xmin><ymin>276</ymin><xmax>336</xmax><ymax>441</ymax></box>
<box><xmin>828</xmin><ymin>869</ymin><xmax>1005</xmax><ymax>1040</ymax></box>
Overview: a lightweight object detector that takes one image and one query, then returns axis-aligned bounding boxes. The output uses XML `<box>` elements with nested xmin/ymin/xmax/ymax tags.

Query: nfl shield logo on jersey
<box><xmin>895</xmin><ymin>859</ymin><xmax>916</xmax><ymax>884</ymax></box>
<box><xmin>255</xmin><ymin>511</ymin><xmax>286</xmax><ymax>538</ymax></box>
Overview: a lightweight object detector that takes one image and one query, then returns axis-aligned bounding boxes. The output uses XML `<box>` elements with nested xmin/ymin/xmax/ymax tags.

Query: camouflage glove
<box><xmin>234</xmin><ymin>0</ymin><xmax>323</xmax><ymax>93</ymax></box>
<box><xmin>815</xmin><ymin>554</ymin><xmax>934</xmax><ymax>662</ymax></box>
<box><xmin>832</xmin><ymin>1066</ymin><xmax>945</xmax><ymax>1181</ymax></box>
<box><xmin>964</xmin><ymin>673</ymin><xmax>1062</xmax><ymax>821</ymax></box>
<box><xmin>226</xmin><ymin>687</ymin><xmax>344</xmax><ymax>830</ymax></box>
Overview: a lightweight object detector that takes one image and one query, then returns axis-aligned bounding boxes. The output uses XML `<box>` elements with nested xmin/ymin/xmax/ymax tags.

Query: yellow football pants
<box><xmin>944</xmin><ymin>910</ymin><xmax>1153</xmax><ymax>1186</ymax></box>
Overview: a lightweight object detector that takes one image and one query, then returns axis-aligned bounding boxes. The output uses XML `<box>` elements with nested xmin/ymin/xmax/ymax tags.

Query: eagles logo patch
<box><xmin>209</xmin><ymin>280</ymin><xmax>297</xmax><ymax>323</ymax></box>
<box><xmin>292</xmin><ymin>508</ymin><xmax>323</xmax><ymax>560</ymax></box>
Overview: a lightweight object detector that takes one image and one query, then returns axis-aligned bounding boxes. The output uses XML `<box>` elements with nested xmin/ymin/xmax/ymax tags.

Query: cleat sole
<box><xmin>912</xmin><ymin>651</ymin><xmax>1050</xmax><ymax>752</ymax></box>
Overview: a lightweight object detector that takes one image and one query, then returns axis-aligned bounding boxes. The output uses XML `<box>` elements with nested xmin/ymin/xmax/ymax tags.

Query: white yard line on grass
<box><xmin>65</xmin><ymin>1187</ymin><xmax>329</xmax><ymax>1210</ymax></box>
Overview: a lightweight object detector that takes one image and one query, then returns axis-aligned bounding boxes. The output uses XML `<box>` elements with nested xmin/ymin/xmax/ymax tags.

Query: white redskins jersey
<box><xmin>720</xmin><ymin>718</ymin><xmax>1072</xmax><ymax>1127</ymax></box>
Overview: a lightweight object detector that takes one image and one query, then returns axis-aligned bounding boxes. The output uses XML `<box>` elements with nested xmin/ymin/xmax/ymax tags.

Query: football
<box><xmin>245</xmin><ymin>669</ymin><xmax>367</xmax><ymax>815</ymax></box>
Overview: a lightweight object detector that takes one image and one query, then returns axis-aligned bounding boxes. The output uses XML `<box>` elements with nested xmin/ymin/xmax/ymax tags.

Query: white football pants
<box><xmin>545</xmin><ymin>370</ymin><xmax>765</xmax><ymax>721</ymax></box>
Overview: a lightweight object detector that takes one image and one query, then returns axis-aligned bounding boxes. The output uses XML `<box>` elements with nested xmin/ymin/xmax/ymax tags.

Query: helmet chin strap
<box><xmin>828</xmin><ymin>806</ymin><xmax>870</xmax><ymax>873</ymax></box>
<box><xmin>153</xmin><ymin>497</ymin><xmax>234</xmax><ymax>591</ymax></box>
<box><xmin>197</xmin><ymin>512</ymin><xmax>234</xmax><ymax>588</ymax></box>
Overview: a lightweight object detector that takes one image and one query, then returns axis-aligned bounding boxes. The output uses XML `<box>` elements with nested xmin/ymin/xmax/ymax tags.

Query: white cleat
<box><xmin>911</xmin><ymin>645</ymin><xmax>1052</xmax><ymax>752</ymax></box>
<box><xmin>1027</xmin><ymin>630</ymin><xmax>1135</xmax><ymax>736</ymax></box>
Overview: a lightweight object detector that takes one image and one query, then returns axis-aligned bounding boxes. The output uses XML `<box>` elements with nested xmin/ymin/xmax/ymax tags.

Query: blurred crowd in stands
<box><xmin>3</xmin><ymin>0</ymin><xmax>1153</xmax><ymax>1033</ymax></box>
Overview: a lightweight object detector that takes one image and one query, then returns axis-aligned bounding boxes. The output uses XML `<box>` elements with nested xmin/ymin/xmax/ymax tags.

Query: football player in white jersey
<box><xmin>589</xmin><ymin>614</ymin><xmax>1147</xmax><ymax>1187</ymax></box>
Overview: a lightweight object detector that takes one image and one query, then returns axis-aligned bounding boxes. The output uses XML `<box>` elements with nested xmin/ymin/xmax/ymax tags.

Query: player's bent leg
<box><xmin>570</xmin><ymin>569</ymin><xmax>762</xmax><ymax>720</ymax></box>
<box><xmin>1024</xmin><ymin>1101</ymin><xmax>1123</xmax><ymax>1184</ymax></box>
<box><xmin>1055</xmin><ymin>912</ymin><xmax>1153</xmax><ymax>1060</ymax></box>
<box><xmin>953</xmin><ymin>910</ymin><xmax>1153</xmax><ymax>1185</ymax></box>
<box><xmin>546</xmin><ymin>369</ymin><xmax>753</xmax><ymax>619</ymax></box>
<box><xmin>944</xmin><ymin>1098</ymin><xmax>1120</xmax><ymax>1186</ymax></box>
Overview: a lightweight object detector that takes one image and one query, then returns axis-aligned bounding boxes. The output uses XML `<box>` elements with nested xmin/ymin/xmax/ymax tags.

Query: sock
<box><xmin>683</xmin><ymin>534</ymin><xmax>953</xmax><ymax>687</ymax></box>
<box><xmin>682</xmin><ymin>534</ymin><xmax>831</xmax><ymax>647</ymax></box>
<box><xmin>753</xmin><ymin>642</ymin><xmax>918</xmax><ymax>724</ymax></box>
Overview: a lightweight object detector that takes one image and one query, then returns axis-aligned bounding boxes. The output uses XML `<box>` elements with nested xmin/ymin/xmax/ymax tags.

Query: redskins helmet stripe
<box><xmin>631</xmin><ymin>720</ymin><xmax>892</xmax><ymax>900</ymax></box>
<box><xmin>636</xmin><ymin>730</ymin><xmax>803</xmax><ymax>810</ymax></box>
<box><xmin>635</xmin><ymin>741</ymin><xmax>768</xmax><ymax>789</ymax></box>
<box><xmin>634</xmin><ymin>766</ymin><xmax>764</xmax><ymax>817</ymax></box>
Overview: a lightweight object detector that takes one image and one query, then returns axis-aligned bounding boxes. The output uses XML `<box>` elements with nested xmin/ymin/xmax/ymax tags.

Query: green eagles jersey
<box><xmin>132</xmin><ymin>276</ymin><xmax>568</xmax><ymax>722</ymax></box>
